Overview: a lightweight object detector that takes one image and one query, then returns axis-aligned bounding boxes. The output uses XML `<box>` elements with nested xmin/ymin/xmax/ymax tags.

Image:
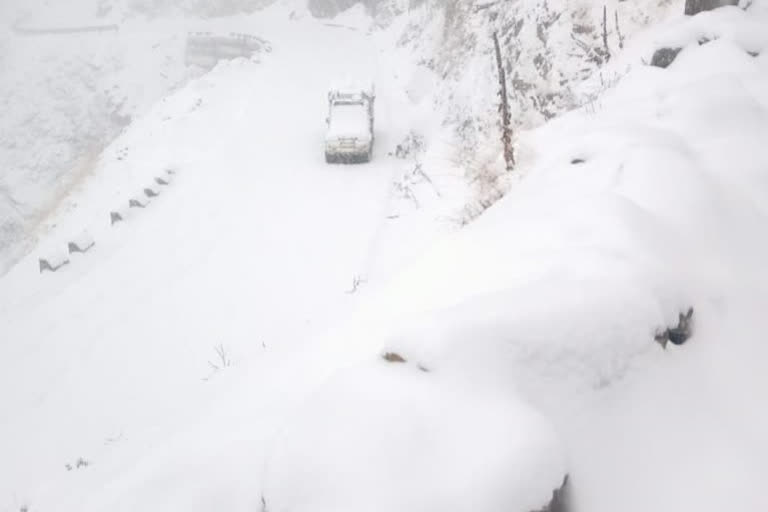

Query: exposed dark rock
<box><xmin>571</xmin><ymin>158</ymin><xmax>586</xmax><ymax>165</ymax></box>
<box><xmin>68</xmin><ymin>240</ymin><xmax>94</xmax><ymax>254</ymax></box>
<box><xmin>129</xmin><ymin>197</ymin><xmax>149</xmax><ymax>208</ymax></box>
<box><xmin>39</xmin><ymin>256</ymin><xmax>69</xmax><ymax>273</ymax></box>
<box><xmin>382</xmin><ymin>352</ymin><xmax>406</xmax><ymax>363</ymax></box>
<box><xmin>655</xmin><ymin>307</ymin><xmax>695</xmax><ymax>349</ymax></box>
<box><xmin>651</xmin><ymin>47</ymin><xmax>682</xmax><ymax>68</ymax></box>
<box><xmin>572</xmin><ymin>23</ymin><xmax>593</xmax><ymax>35</ymax></box>
<box><xmin>685</xmin><ymin>0</ymin><xmax>739</xmax><ymax>15</ymax></box>
<box><xmin>531</xmin><ymin>475</ymin><xmax>570</xmax><ymax>512</ymax></box>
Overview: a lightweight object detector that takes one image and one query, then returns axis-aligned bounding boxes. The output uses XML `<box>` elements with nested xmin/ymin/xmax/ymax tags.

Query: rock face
<box><xmin>655</xmin><ymin>308</ymin><xmax>695</xmax><ymax>349</ymax></box>
<box><xmin>684</xmin><ymin>0</ymin><xmax>739</xmax><ymax>15</ymax></box>
<box><xmin>531</xmin><ymin>475</ymin><xmax>570</xmax><ymax>512</ymax></box>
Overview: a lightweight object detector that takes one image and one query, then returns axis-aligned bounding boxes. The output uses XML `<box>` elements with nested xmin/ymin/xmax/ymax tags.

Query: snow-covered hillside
<box><xmin>261</xmin><ymin>5</ymin><xmax>768</xmax><ymax>510</ymax></box>
<box><xmin>2</xmin><ymin>1</ymin><xmax>768</xmax><ymax>512</ymax></box>
<box><xmin>0</xmin><ymin>0</ymin><xmax>683</xmax><ymax>274</ymax></box>
<box><xmin>0</xmin><ymin>0</ymin><xmax>279</xmax><ymax>274</ymax></box>
<box><xmin>0</xmin><ymin>4</ymin><xmax>465</xmax><ymax>511</ymax></box>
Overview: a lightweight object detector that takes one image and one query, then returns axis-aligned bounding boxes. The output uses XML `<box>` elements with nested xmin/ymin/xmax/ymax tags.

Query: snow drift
<box><xmin>265</xmin><ymin>3</ymin><xmax>768</xmax><ymax>512</ymax></box>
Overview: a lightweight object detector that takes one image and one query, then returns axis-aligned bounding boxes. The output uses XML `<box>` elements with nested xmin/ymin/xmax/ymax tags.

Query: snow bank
<box><xmin>264</xmin><ymin>362</ymin><xmax>567</xmax><ymax>512</ymax></box>
<box><xmin>4</xmin><ymin>2</ymin><xmax>768</xmax><ymax>512</ymax></box>
<box><xmin>266</xmin><ymin>4</ymin><xmax>768</xmax><ymax>512</ymax></box>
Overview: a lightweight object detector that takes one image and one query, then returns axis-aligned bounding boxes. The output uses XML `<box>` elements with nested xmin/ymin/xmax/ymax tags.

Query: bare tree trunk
<box><xmin>602</xmin><ymin>5</ymin><xmax>610</xmax><ymax>61</ymax></box>
<box><xmin>492</xmin><ymin>31</ymin><xmax>514</xmax><ymax>170</ymax></box>
<box><xmin>614</xmin><ymin>10</ymin><xmax>624</xmax><ymax>50</ymax></box>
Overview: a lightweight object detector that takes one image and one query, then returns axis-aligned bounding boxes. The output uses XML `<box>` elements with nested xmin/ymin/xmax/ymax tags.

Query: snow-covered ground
<box><xmin>0</xmin><ymin>0</ymin><xmax>279</xmax><ymax>274</ymax></box>
<box><xmin>336</xmin><ymin>4</ymin><xmax>768</xmax><ymax>512</ymax></box>
<box><xmin>0</xmin><ymin>3</ymin><xmax>465</xmax><ymax>511</ymax></box>
<box><xmin>2</xmin><ymin>1</ymin><xmax>768</xmax><ymax>512</ymax></box>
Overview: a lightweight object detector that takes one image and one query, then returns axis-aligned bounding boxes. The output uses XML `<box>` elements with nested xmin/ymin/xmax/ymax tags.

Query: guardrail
<box><xmin>12</xmin><ymin>22</ymin><xmax>119</xmax><ymax>36</ymax></box>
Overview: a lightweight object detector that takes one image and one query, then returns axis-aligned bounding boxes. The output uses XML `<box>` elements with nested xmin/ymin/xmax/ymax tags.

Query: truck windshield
<box><xmin>328</xmin><ymin>103</ymin><xmax>369</xmax><ymax>138</ymax></box>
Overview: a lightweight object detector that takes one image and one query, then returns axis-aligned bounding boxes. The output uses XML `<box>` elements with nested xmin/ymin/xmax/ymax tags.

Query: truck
<box><xmin>325</xmin><ymin>83</ymin><xmax>375</xmax><ymax>164</ymax></box>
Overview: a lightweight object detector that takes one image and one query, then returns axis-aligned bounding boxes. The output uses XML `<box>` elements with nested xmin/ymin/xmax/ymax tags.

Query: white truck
<box><xmin>325</xmin><ymin>84</ymin><xmax>375</xmax><ymax>164</ymax></box>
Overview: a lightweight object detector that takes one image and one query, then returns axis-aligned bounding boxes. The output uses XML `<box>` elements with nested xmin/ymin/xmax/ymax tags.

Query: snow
<box><xmin>68</xmin><ymin>230</ymin><xmax>96</xmax><ymax>253</ymax></box>
<box><xmin>0</xmin><ymin>1</ymin><xmax>275</xmax><ymax>274</ymax></box>
<box><xmin>37</xmin><ymin>249</ymin><xmax>70</xmax><ymax>273</ymax></box>
<box><xmin>0</xmin><ymin>4</ymin><xmax>465</xmax><ymax>511</ymax></box>
<box><xmin>264</xmin><ymin>362</ymin><xmax>567</xmax><ymax>512</ymax></box>
<box><xmin>347</xmin><ymin>5</ymin><xmax>768</xmax><ymax>512</ymax></box>
<box><xmin>327</xmin><ymin>103</ymin><xmax>370</xmax><ymax>140</ymax></box>
<box><xmin>3</xmin><ymin>1</ymin><xmax>768</xmax><ymax>512</ymax></box>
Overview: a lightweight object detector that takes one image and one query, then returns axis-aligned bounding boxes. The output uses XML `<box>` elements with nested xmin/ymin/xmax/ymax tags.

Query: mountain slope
<box><xmin>274</xmin><ymin>4</ymin><xmax>768</xmax><ymax>512</ymax></box>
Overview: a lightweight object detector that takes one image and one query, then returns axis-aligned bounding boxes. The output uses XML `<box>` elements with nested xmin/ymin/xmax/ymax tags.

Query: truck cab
<box><xmin>325</xmin><ymin>84</ymin><xmax>375</xmax><ymax>164</ymax></box>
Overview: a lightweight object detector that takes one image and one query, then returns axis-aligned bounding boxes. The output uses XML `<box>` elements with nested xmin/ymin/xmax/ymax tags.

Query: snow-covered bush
<box><xmin>389</xmin><ymin>0</ymin><xmax>684</xmax><ymax>217</ymax></box>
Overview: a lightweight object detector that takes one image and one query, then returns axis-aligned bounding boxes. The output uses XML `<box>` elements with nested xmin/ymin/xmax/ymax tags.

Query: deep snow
<box><xmin>0</xmin><ymin>4</ymin><xmax>464</xmax><ymax>511</ymax></box>
<box><xmin>2</xmin><ymin>1</ymin><xmax>768</xmax><ymax>512</ymax></box>
<box><xmin>264</xmin><ymin>3</ymin><xmax>768</xmax><ymax>512</ymax></box>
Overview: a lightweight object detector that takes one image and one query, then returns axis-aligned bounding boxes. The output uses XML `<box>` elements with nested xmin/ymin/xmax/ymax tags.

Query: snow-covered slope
<box><xmin>0</xmin><ymin>0</ymin><xmax>281</xmax><ymax>275</ymax></box>
<box><xmin>267</xmin><ymin>4</ymin><xmax>768</xmax><ymax>512</ymax></box>
<box><xmin>339</xmin><ymin>0</ymin><xmax>691</xmax><ymax>221</ymax></box>
<box><xmin>0</xmin><ymin>4</ymin><xmax>463</xmax><ymax>511</ymax></box>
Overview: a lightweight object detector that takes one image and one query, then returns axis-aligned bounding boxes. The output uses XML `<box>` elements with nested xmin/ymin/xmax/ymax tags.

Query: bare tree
<box><xmin>602</xmin><ymin>5</ymin><xmax>610</xmax><ymax>61</ymax></box>
<box><xmin>492</xmin><ymin>31</ymin><xmax>515</xmax><ymax>170</ymax></box>
<box><xmin>614</xmin><ymin>10</ymin><xmax>625</xmax><ymax>49</ymax></box>
<box><xmin>207</xmin><ymin>344</ymin><xmax>231</xmax><ymax>373</ymax></box>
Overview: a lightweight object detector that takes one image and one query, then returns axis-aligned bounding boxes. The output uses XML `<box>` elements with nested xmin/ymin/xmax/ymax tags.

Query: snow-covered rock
<box><xmin>38</xmin><ymin>249</ymin><xmax>70</xmax><ymax>273</ymax></box>
<box><xmin>67</xmin><ymin>230</ymin><xmax>95</xmax><ymax>253</ymax></box>
<box><xmin>264</xmin><ymin>362</ymin><xmax>567</xmax><ymax>512</ymax></box>
<box><xmin>128</xmin><ymin>191</ymin><xmax>151</xmax><ymax>208</ymax></box>
<box><xmin>143</xmin><ymin>183</ymin><xmax>161</xmax><ymax>197</ymax></box>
